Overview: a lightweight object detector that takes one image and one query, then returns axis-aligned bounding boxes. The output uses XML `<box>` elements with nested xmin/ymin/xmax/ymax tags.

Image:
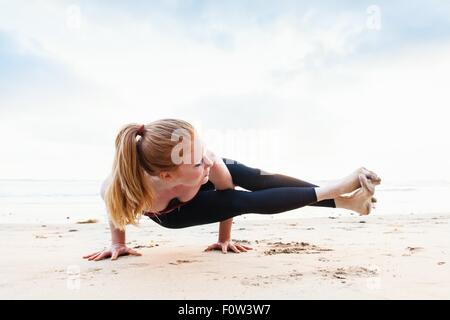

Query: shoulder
<box><xmin>204</xmin><ymin>150</ymin><xmax>234</xmax><ymax>189</ymax></box>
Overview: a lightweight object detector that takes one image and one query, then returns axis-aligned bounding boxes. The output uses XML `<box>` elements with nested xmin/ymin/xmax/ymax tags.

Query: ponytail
<box><xmin>105</xmin><ymin>124</ymin><xmax>154</xmax><ymax>230</ymax></box>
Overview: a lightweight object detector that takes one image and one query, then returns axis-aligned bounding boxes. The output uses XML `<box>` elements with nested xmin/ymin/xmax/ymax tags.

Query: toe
<box><xmin>368</xmin><ymin>170</ymin><xmax>381</xmax><ymax>183</ymax></box>
<box><xmin>359</xmin><ymin>173</ymin><xmax>375</xmax><ymax>195</ymax></box>
<box><xmin>362</xmin><ymin>168</ymin><xmax>381</xmax><ymax>184</ymax></box>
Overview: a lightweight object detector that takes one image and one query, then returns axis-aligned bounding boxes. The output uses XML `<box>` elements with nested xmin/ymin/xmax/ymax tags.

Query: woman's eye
<box><xmin>195</xmin><ymin>158</ymin><xmax>204</xmax><ymax>167</ymax></box>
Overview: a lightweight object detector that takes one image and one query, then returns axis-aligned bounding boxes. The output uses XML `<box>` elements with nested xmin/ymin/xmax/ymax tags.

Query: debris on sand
<box><xmin>76</xmin><ymin>219</ymin><xmax>99</xmax><ymax>224</ymax></box>
<box><xmin>264</xmin><ymin>241</ymin><xmax>333</xmax><ymax>255</ymax></box>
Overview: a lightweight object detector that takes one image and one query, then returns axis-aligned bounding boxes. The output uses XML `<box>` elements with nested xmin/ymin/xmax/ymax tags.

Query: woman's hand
<box><xmin>204</xmin><ymin>240</ymin><xmax>253</xmax><ymax>254</ymax></box>
<box><xmin>83</xmin><ymin>243</ymin><xmax>142</xmax><ymax>261</ymax></box>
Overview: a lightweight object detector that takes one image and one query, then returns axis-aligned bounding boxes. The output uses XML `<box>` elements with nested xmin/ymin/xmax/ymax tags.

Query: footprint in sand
<box><xmin>241</xmin><ymin>270</ymin><xmax>303</xmax><ymax>287</ymax></box>
<box><xmin>264</xmin><ymin>241</ymin><xmax>333</xmax><ymax>255</ymax></box>
<box><xmin>318</xmin><ymin>257</ymin><xmax>330</xmax><ymax>262</ymax></box>
<box><xmin>319</xmin><ymin>266</ymin><xmax>379</xmax><ymax>280</ymax></box>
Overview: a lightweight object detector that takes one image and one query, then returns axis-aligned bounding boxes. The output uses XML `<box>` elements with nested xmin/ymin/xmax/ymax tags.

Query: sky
<box><xmin>1</xmin><ymin>0</ymin><xmax>450</xmax><ymax>183</ymax></box>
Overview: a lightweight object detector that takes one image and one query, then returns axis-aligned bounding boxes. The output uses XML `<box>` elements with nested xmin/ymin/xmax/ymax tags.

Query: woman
<box><xmin>84</xmin><ymin>119</ymin><xmax>380</xmax><ymax>261</ymax></box>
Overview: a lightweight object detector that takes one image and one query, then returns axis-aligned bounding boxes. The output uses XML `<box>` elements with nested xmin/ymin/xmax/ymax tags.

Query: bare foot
<box><xmin>362</xmin><ymin>167</ymin><xmax>381</xmax><ymax>185</ymax></box>
<box><xmin>340</xmin><ymin>192</ymin><xmax>377</xmax><ymax>204</ymax></box>
<box><xmin>336</xmin><ymin>167</ymin><xmax>381</xmax><ymax>196</ymax></box>
<box><xmin>336</xmin><ymin>174</ymin><xmax>375</xmax><ymax>216</ymax></box>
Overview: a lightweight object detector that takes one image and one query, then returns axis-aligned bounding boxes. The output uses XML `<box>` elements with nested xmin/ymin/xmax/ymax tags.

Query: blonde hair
<box><xmin>105</xmin><ymin>118</ymin><xmax>196</xmax><ymax>230</ymax></box>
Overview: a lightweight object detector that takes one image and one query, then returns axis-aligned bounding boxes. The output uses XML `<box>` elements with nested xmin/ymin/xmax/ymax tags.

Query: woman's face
<box><xmin>171</xmin><ymin>136</ymin><xmax>213</xmax><ymax>187</ymax></box>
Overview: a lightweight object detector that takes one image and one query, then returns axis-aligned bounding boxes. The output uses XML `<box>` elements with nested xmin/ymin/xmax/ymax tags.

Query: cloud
<box><xmin>0</xmin><ymin>1</ymin><xmax>449</xmax><ymax>181</ymax></box>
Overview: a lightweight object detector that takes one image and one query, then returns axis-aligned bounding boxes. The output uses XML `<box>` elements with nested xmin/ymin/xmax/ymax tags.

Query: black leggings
<box><xmin>149</xmin><ymin>158</ymin><xmax>336</xmax><ymax>229</ymax></box>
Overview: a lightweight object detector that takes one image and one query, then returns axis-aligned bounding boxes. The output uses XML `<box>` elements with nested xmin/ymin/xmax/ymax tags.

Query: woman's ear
<box><xmin>159</xmin><ymin>171</ymin><xmax>174</xmax><ymax>181</ymax></box>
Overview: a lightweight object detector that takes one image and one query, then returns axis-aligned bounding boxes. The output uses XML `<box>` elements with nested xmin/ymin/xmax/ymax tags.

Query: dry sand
<box><xmin>1</xmin><ymin>213</ymin><xmax>449</xmax><ymax>299</ymax></box>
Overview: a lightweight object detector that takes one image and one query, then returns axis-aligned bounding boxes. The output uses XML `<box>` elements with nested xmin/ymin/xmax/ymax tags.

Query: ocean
<box><xmin>1</xmin><ymin>179</ymin><xmax>450</xmax><ymax>224</ymax></box>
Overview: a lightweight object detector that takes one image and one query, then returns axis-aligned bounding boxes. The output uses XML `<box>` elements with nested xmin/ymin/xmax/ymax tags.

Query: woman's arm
<box><xmin>206</xmin><ymin>151</ymin><xmax>234</xmax><ymax>241</ymax></box>
<box><xmin>206</xmin><ymin>149</ymin><xmax>235</xmax><ymax>240</ymax></box>
<box><xmin>82</xmin><ymin>176</ymin><xmax>142</xmax><ymax>261</ymax></box>
<box><xmin>204</xmin><ymin>150</ymin><xmax>252</xmax><ymax>254</ymax></box>
<box><xmin>99</xmin><ymin>177</ymin><xmax>126</xmax><ymax>244</ymax></box>
<box><xmin>100</xmin><ymin>177</ymin><xmax>127</xmax><ymax>246</ymax></box>
<box><xmin>218</xmin><ymin>218</ymin><xmax>233</xmax><ymax>242</ymax></box>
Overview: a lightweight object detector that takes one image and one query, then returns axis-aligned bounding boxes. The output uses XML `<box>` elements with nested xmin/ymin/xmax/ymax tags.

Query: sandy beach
<box><xmin>1</xmin><ymin>213</ymin><xmax>449</xmax><ymax>299</ymax></box>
